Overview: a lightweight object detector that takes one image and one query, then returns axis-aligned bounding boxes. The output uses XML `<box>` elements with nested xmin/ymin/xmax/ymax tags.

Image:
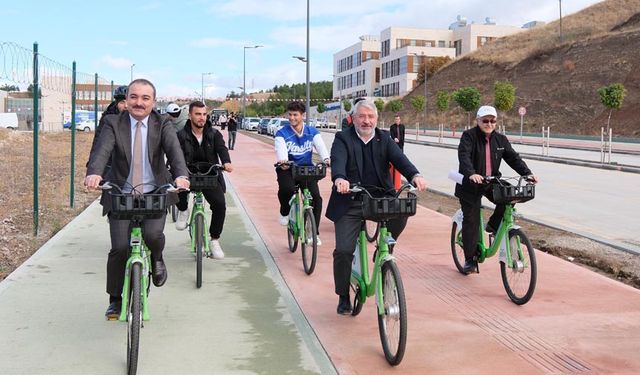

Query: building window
<box><xmin>381</xmin><ymin>39</ymin><xmax>390</xmax><ymax>57</ymax></box>
<box><xmin>438</xmin><ymin>40</ymin><xmax>445</xmax><ymax>48</ymax></box>
<box><xmin>454</xmin><ymin>40</ymin><xmax>462</xmax><ymax>56</ymax></box>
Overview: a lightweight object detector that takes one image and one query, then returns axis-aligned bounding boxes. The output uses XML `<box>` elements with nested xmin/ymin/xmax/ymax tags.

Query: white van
<box><xmin>0</xmin><ymin>113</ymin><xmax>19</xmax><ymax>130</ymax></box>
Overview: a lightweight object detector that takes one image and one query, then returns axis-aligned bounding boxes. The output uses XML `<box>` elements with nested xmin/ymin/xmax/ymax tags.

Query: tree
<box><xmin>436</xmin><ymin>90</ymin><xmax>451</xmax><ymax>130</ymax></box>
<box><xmin>386</xmin><ymin>99</ymin><xmax>403</xmax><ymax>113</ymax></box>
<box><xmin>452</xmin><ymin>87</ymin><xmax>481</xmax><ymax>127</ymax></box>
<box><xmin>494</xmin><ymin>81</ymin><xmax>516</xmax><ymax>128</ymax></box>
<box><xmin>342</xmin><ymin>99</ymin><xmax>352</xmax><ymax>113</ymax></box>
<box><xmin>0</xmin><ymin>84</ymin><xmax>19</xmax><ymax>92</ymax></box>
<box><xmin>598</xmin><ymin>83</ymin><xmax>626</xmax><ymax>133</ymax></box>
<box><xmin>27</xmin><ymin>83</ymin><xmax>42</xmax><ymax>98</ymax></box>
<box><xmin>374</xmin><ymin>99</ymin><xmax>385</xmax><ymax>113</ymax></box>
<box><xmin>417</xmin><ymin>56</ymin><xmax>452</xmax><ymax>84</ymax></box>
<box><xmin>410</xmin><ymin>95</ymin><xmax>426</xmax><ymax>116</ymax></box>
<box><xmin>317</xmin><ymin>102</ymin><xmax>326</xmax><ymax>114</ymax></box>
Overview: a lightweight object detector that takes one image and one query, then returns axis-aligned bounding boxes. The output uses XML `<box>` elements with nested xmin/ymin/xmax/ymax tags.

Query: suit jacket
<box><xmin>325</xmin><ymin>126</ymin><xmax>420</xmax><ymax>222</ymax></box>
<box><xmin>86</xmin><ymin>110</ymin><xmax>189</xmax><ymax>215</ymax></box>
<box><xmin>389</xmin><ymin>123</ymin><xmax>405</xmax><ymax>149</ymax></box>
<box><xmin>455</xmin><ymin>126</ymin><xmax>531</xmax><ymax>202</ymax></box>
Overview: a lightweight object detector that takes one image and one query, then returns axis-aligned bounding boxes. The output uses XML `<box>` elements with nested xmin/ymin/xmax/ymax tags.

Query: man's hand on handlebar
<box><xmin>223</xmin><ymin>163</ymin><xmax>234</xmax><ymax>173</ymax></box>
<box><xmin>276</xmin><ymin>160</ymin><xmax>291</xmax><ymax>170</ymax></box>
<box><xmin>175</xmin><ymin>177</ymin><xmax>190</xmax><ymax>190</ymax></box>
<box><xmin>334</xmin><ymin>177</ymin><xmax>350</xmax><ymax>194</ymax></box>
<box><xmin>469</xmin><ymin>174</ymin><xmax>484</xmax><ymax>184</ymax></box>
<box><xmin>526</xmin><ymin>175</ymin><xmax>539</xmax><ymax>184</ymax></box>
<box><xmin>323</xmin><ymin>158</ymin><xmax>331</xmax><ymax>167</ymax></box>
<box><xmin>411</xmin><ymin>175</ymin><xmax>427</xmax><ymax>191</ymax></box>
<box><xmin>84</xmin><ymin>174</ymin><xmax>103</xmax><ymax>190</ymax></box>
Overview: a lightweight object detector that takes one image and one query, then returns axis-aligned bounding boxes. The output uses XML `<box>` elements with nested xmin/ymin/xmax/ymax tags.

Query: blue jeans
<box><xmin>228</xmin><ymin>131</ymin><xmax>237</xmax><ymax>149</ymax></box>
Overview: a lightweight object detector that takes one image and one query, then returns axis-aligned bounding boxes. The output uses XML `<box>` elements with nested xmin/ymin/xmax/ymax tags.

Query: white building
<box><xmin>333</xmin><ymin>17</ymin><xmax>527</xmax><ymax>99</ymax></box>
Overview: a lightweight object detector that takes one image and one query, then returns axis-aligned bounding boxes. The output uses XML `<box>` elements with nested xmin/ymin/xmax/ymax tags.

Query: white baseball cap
<box><xmin>166</xmin><ymin>103</ymin><xmax>181</xmax><ymax>114</ymax></box>
<box><xmin>476</xmin><ymin>105</ymin><xmax>497</xmax><ymax>118</ymax></box>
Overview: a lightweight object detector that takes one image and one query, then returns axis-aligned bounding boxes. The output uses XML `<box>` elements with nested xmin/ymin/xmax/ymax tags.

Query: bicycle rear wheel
<box><xmin>365</xmin><ymin>220</ymin><xmax>380</xmax><ymax>242</ymax></box>
<box><xmin>127</xmin><ymin>262</ymin><xmax>142</xmax><ymax>375</ymax></box>
<box><xmin>195</xmin><ymin>214</ymin><xmax>204</xmax><ymax>288</ymax></box>
<box><xmin>500</xmin><ymin>228</ymin><xmax>537</xmax><ymax>305</ymax></box>
<box><xmin>302</xmin><ymin>209</ymin><xmax>318</xmax><ymax>275</ymax></box>
<box><xmin>450</xmin><ymin>222</ymin><xmax>466</xmax><ymax>274</ymax></box>
<box><xmin>377</xmin><ymin>260</ymin><xmax>407</xmax><ymax>366</ymax></box>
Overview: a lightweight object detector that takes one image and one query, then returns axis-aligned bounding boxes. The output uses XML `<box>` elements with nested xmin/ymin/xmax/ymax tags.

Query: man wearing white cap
<box><xmin>454</xmin><ymin>105</ymin><xmax>539</xmax><ymax>274</ymax></box>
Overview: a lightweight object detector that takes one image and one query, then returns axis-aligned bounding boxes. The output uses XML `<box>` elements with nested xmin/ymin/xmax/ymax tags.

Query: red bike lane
<box><xmin>226</xmin><ymin>131</ymin><xmax>640</xmax><ymax>374</ymax></box>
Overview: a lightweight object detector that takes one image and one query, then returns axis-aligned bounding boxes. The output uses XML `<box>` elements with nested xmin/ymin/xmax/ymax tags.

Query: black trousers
<box><xmin>276</xmin><ymin>168</ymin><xmax>322</xmax><ymax>234</ymax></box>
<box><xmin>107</xmin><ymin>213</ymin><xmax>166</xmax><ymax>299</ymax></box>
<box><xmin>176</xmin><ymin>187</ymin><xmax>226</xmax><ymax>239</ymax></box>
<box><xmin>228</xmin><ymin>131</ymin><xmax>237</xmax><ymax>150</ymax></box>
<box><xmin>459</xmin><ymin>188</ymin><xmax>506</xmax><ymax>261</ymax></box>
<box><xmin>333</xmin><ymin>202</ymin><xmax>407</xmax><ymax>296</ymax></box>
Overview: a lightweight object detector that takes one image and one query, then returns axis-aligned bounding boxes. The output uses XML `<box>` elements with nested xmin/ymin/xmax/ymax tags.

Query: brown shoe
<box><xmin>152</xmin><ymin>260</ymin><xmax>167</xmax><ymax>287</ymax></box>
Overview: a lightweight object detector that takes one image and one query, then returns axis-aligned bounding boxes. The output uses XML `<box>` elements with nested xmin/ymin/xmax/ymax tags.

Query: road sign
<box><xmin>518</xmin><ymin>106</ymin><xmax>527</xmax><ymax>116</ymax></box>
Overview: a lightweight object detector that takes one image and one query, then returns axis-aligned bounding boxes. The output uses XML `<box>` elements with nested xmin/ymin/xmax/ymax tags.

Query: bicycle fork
<box><xmin>119</xmin><ymin>228</ymin><xmax>150</xmax><ymax>322</ymax></box>
<box><xmin>374</xmin><ymin>227</ymin><xmax>397</xmax><ymax>316</ymax></box>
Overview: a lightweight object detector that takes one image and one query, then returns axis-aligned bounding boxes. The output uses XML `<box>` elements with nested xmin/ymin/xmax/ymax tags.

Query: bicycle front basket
<box><xmin>109</xmin><ymin>192</ymin><xmax>168</xmax><ymax>220</ymax></box>
<box><xmin>492</xmin><ymin>184</ymin><xmax>535</xmax><ymax>204</ymax></box>
<box><xmin>189</xmin><ymin>172</ymin><xmax>219</xmax><ymax>191</ymax></box>
<box><xmin>292</xmin><ymin>164</ymin><xmax>326</xmax><ymax>181</ymax></box>
<box><xmin>361</xmin><ymin>192</ymin><xmax>417</xmax><ymax>221</ymax></box>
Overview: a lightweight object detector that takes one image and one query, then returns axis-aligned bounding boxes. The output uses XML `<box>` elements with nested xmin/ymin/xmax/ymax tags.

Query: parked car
<box><xmin>258</xmin><ymin>118</ymin><xmax>271</xmax><ymax>134</ymax></box>
<box><xmin>0</xmin><ymin>113</ymin><xmax>19</xmax><ymax>130</ymax></box>
<box><xmin>77</xmin><ymin>119</ymin><xmax>96</xmax><ymax>132</ymax></box>
<box><xmin>267</xmin><ymin>118</ymin><xmax>290</xmax><ymax>136</ymax></box>
<box><xmin>243</xmin><ymin>117</ymin><xmax>261</xmax><ymax>131</ymax></box>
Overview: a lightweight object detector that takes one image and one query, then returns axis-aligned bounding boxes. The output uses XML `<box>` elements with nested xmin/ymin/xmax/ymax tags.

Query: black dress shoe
<box><xmin>105</xmin><ymin>301</ymin><xmax>121</xmax><ymax>321</ymax></box>
<box><xmin>152</xmin><ymin>260</ymin><xmax>168</xmax><ymax>287</ymax></box>
<box><xmin>337</xmin><ymin>295</ymin><xmax>352</xmax><ymax>315</ymax></box>
<box><xmin>462</xmin><ymin>260</ymin><xmax>477</xmax><ymax>275</ymax></box>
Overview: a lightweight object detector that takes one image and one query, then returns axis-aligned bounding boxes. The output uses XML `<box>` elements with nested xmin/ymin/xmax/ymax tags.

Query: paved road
<box><xmin>318</xmin><ymin>131</ymin><xmax>640</xmax><ymax>254</ymax></box>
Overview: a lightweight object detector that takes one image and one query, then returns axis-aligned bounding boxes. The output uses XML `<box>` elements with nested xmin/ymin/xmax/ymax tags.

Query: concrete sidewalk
<box><xmin>0</xmin><ymin>180</ymin><xmax>335</xmax><ymax>374</ymax></box>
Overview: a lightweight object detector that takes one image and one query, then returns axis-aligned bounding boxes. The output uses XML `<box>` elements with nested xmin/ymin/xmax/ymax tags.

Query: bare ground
<box><xmin>1</xmin><ymin>128</ymin><xmax>639</xmax><ymax>290</ymax></box>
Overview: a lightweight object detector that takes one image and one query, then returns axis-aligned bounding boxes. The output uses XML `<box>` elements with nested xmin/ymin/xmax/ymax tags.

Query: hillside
<box><xmin>391</xmin><ymin>0</ymin><xmax>640</xmax><ymax>138</ymax></box>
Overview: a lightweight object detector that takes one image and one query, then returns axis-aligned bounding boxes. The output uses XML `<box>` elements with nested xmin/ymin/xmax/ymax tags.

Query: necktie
<box><xmin>485</xmin><ymin>134</ymin><xmax>492</xmax><ymax>176</ymax></box>
<box><xmin>132</xmin><ymin>121</ymin><xmax>143</xmax><ymax>193</ymax></box>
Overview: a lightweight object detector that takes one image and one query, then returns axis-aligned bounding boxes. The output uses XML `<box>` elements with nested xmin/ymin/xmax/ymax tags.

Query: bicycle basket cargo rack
<box><xmin>362</xmin><ymin>192</ymin><xmax>417</xmax><ymax>221</ymax></box>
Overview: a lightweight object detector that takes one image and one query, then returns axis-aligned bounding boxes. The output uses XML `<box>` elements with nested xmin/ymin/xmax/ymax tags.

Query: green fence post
<box><xmin>94</xmin><ymin>73</ymin><xmax>98</xmax><ymax>129</ymax></box>
<box><xmin>32</xmin><ymin>42</ymin><xmax>39</xmax><ymax>235</ymax></box>
<box><xmin>70</xmin><ymin>61</ymin><xmax>76</xmax><ymax>208</ymax></box>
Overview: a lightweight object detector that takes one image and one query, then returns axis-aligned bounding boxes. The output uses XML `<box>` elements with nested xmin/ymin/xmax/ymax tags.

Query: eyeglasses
<box><xmin>481</xmin><ymin>119</ymin><xmax>497</xmax><ymax>124</ymax></box>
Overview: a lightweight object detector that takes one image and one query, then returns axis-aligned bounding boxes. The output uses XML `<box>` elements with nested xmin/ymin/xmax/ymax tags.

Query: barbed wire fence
<box><xmin>1</xmin><ymin>41</ymin><xmax>116</xmax><ymax>234</ymax></box>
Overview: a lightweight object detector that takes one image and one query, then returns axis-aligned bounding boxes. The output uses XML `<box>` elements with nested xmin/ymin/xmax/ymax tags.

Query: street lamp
<box><xmin>130</xmin><ymin>63</ymin><xmax>135</xmax><ymax>82</ymax></box>
<box><xmin>201</xmin><ymin>72</ymin><xmax>213</xmax><ymax>103</ymax></box>
<box><xmin>243</xmin><ymin>45</ymin><xmax>263</xmax><ymax>121</ymax></box>
<box><xmin>412</xmin><ymin>52</ymin><xmax>427</xmax><ymax>127</ymax></box>
<box><xmin>305</xmin><ymin>0</ymin><xmax>310</xmax><ymax>125</ymax></box>
<box><xmin>292</xmin><ymin>55</ymin><xmax>310</xmax><ymax>122</ymax></box>
<box><xmin>332</xmin><ymin>74</ymin><xmax>343</xmax><ymax>129</ymax></box>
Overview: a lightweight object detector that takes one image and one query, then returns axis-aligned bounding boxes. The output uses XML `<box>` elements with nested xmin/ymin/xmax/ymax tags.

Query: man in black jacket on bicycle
<box><xmin>326</xmin><ymin>99</ymin><xmax>427</xmax><ymax>315</ymax></box>
<box><xmin>455</xmin><ymin>105</ymin><xmax>539</xmax><ymax>275</ymax></box>
<box><xmin>175</xmin><ymin>101</ymin><xmax>233</xmax><ymax>260</ymax></box>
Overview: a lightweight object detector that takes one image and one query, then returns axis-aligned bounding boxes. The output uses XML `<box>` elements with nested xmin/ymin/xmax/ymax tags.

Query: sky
<box><xmin>2</xmin><ymin>0</ymin><xmax>601</xmax><ymax>99</ymax></box>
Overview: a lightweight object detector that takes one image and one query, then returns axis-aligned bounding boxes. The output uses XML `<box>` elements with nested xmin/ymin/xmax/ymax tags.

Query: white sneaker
<box><xmin>278</xmin><ymin>215</ymin><xmax>288</xmax><ymax>226</ymax></box>
<box><xmin>175</xmin><ymin>210</ymin><xmax>189</xmax><ymax>231</ymax></box>
<box><xmin>210</xmin><ymin>239</ymin><xmax>225</xmax><ymax>260</ymax></box>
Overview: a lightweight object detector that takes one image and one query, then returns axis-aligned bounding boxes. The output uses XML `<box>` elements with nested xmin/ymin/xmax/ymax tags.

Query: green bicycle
<box><xmin>451</xmin><ymin>176</ymin><xmax>537</xmax><ymax>305</ymax></box>
<box><xmin>186</xmin><ymin>162</ymin><xmax>225</xmax><ymax>288</ymax></box>
<box><xmin>276</xmin><ymin>161</ymin><xmax>326</xmax><ymax>275</ymax></box>
<box><xmin>349</xmin><ymin>183</ymin><xmax>417</xmax><ymax>366</ymax></box>
<box><xmin>101</xmin><ymin>181</ymin><xmax>176</xmax><ymax>375</ymax></box>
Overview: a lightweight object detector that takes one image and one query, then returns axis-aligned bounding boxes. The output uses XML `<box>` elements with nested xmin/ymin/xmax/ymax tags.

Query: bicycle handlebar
<box><xmin>349</xmin><ymin>183</ymin><xmax>416</xmax><ymax>198</ymax></box>
<box><xmin>100</xmin><ymin>181</ymin><xmax>185</xmax><ymax>194</ymax></box>
<box><xmin>484</xmin><ymin>175</ymin><xmax>535</xmax><ymax>187</ymax></box>
<box><xmin>273</xmin><ymin>161</ymin><xmax>327</xmax><ymax>169</ymax></box>
<box><xmin>188</xmin><ymin>162</ymin><xmax>224</xmax><ymax>176</ymax></box>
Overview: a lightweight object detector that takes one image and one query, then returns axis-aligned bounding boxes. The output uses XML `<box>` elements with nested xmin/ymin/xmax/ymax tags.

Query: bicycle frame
<box><xmin>189</xmin><ymin>191</ymin><xmax>211</xmax><ymax>257</ymax></box>
<box><xmin>119</xmin><ymin>225</ymin><xmax>151</xmax><ymax>321</ymax></box>
<box><xmin>351</xmin><ymin>222</ymin><xmax>395</xmax><ymax>315</ymax></box>
<box><xmin>288</xmin><ymin>186</ymin><xmax>313</xmax><ymax>241</ymax></box>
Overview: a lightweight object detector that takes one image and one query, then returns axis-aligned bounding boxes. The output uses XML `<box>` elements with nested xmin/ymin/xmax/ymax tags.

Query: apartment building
<box><xmin>333</xmin><ymin>16</ymin><xmax>526</xmax><ymax>99</ymax></box>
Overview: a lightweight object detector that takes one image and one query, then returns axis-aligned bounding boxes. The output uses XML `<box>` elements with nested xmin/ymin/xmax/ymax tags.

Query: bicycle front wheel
<box><xmin>450</xmin><ymin>222</ymin><xmax>466</xmax><ymax>274</ymax></box>
<box><xmin>500</xmin><ymin>228</ymin><xmax>537</xmax><ymax>305</ymax></box>
<box><xmin>377</xmin><ymin>260</ymin><xmax>407</xmax><ymax>366</ymax></box>
<box><xmin>365</xmin><ymin>220</ymin><xmax>380</xmax><ymax>243</ymax></box>
<box><xmin>302</xmin><ymin>209</ymin><xmax>318</xmax><ymax>275</ymax></box>
<box><xmin>127</xmin><ymin>262</ymin><xmax>142</xmax><ymax>375</ymax></box>
<box><xmin>195</xmin><ymin>214</ymin><xmax>204</xmax><ymax>288</ymax></box>
<box><xmin>287</xmin><ymin>221</ymin><xmax>298</xmax><ymax>253</ymax></box>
